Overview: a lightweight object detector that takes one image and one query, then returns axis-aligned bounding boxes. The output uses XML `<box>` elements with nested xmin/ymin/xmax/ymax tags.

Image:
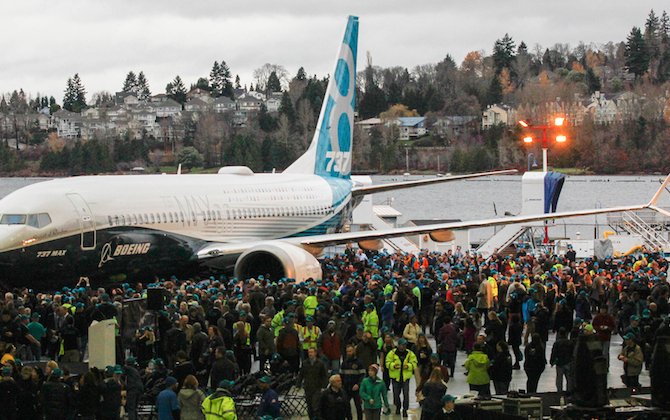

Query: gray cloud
<box><xmin>0</xmin><ymin>1</ymin><xmax>662</xmax><ymax>100</ymax></box>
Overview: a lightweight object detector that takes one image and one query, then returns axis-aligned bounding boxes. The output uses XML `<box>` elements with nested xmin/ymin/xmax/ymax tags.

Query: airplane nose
<box><xmin>0</xmin><ymin>225</ymin><xmax>26</xmax><ymax>252</ymax></box>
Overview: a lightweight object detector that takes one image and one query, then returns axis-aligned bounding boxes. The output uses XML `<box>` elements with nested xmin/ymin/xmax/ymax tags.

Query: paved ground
<box><xmin>292</xmin><ymin>332</ymin><xmax>649</xmax><ymax>419</ymax></box>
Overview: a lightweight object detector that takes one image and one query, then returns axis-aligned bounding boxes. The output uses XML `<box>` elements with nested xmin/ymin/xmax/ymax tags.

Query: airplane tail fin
<box><xmin>284</xmin><ymin>15</ymin><xmax>358</xmax><ymax>179</ymax></box>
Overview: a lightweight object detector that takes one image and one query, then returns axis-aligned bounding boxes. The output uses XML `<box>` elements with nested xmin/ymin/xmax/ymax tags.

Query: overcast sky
<box><xmin>0</xmin><ymin>0</ymin><xmax>663</xmax><ymax>102</ymax></box>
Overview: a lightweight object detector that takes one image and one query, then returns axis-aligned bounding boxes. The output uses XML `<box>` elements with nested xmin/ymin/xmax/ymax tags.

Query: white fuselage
<box><xmin>0</xmin><ymin>172</ymin><xmax>354</xmax><ymax>253</ymax></box>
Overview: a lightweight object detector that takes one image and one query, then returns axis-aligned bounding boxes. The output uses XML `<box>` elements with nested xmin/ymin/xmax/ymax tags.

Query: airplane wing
<box><xmin>351</xmin><ymin>169</ymin><xmax>518</xmax><ymax>196</ymax></box>
<box><xmin>293</xmin><ymin>172</ymin><xmax>670</xmax><ymax>249</ymax></box>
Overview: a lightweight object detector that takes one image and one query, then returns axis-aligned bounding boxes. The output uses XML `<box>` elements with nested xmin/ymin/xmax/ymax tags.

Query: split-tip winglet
<box><xmin>648</xmin><ymin>172</ymin><xmax>670</xmax><ymax>206</ymax></box>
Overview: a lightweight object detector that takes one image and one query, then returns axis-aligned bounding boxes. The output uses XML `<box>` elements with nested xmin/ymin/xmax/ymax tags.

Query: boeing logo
<box><xmin>99</xmin><ymin>242</ymin><xmax>151</xmax><ymax>268</ymax></box>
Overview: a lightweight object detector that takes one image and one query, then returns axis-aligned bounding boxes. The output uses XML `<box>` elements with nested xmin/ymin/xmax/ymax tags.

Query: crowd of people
<box><xmin>0</xmin><ymin>244</ymin><xmax>669</xmax><ymax>419</ymax></box>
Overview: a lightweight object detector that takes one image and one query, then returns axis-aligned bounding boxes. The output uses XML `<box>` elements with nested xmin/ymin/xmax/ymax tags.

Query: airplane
<box><xmin>0</xmin><ymin>15</ymin><xmax>666</xmax><ymax>291</ymax></box>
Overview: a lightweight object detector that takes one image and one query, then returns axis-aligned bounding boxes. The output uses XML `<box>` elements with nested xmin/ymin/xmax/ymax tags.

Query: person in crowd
<box><xmin>550</xmin><ymin>327</ymin><xmax>574</xmax><ymax>394</ymax></box>
<box><xmin>592</xmin><ymin>304</ymin><xmax>616</xmax><ymax>366</ymax></box>
<box><xmin>99</xmin><ymin>365</ymin><xmax>124</xmax><ymax>420</ymax></box>
<box><xmin>257</xmin><ymin>376</ymin><xmax>281</xmax><ymax>419</ymax></box>
<box><xmin>317</xmin><ymin>374</ymin><xmax>353</xmax><ymax>420</ymax></box>
<box><xmin>403</xmin><ymin>315</ymin><xmax>421</xmax><ymax>350</ymax></box>
<box><xmin>489</xmin><ymin>340</ymin><xmax>513</xmax><ymax>395</ymax></box>
<box><xmin>0</xmin><ymin>366</ymin><xmax>18</xmax><ymax>420</ymax></box>
<box><xmin>437</xmin><ymin>315</ymin><xmax>458</xmax><ymax>377</ymax></box>
<box><xmin>386</xmin><ymin>338</ymin><xmax>417</xmax><ymax>417</ymax></box>
<box><xmin>619</xmin><ymin>332</ymin><xmax>644</xmax><ymax>390</ymax></box>
<box><xmin>359</xmin><ymin>364</ymin><xmax>390</xmax><ymax>420</ymax></box>
<box><xmin>40</xmin><ymin>368</ymin><xmax>72</xmax><ymax>420</ymax></box>
<box><xmin>524</xmin><ymin>333</ymin><xmax>546</xmax><ymax>394</ymax></box>
<box><xmin>257</xmin><ymin>315</ymin><xmax>276</xmax><ymax>372</ymax></box>
<box><xmin>178</xmin><ymin>374</ymin><xmax>206</xmax><ymax>420</ymax></box>
<box><xmin>156</xmin><ymin>376</ymin><xmax>181</xmax><ymax>420</ymax></box>
<box><xmin>201</xmin><ymin>380</ymin><xmax>237</xmax><ymax>420</ymax></box>
<box><xmin>321</xmin><ymin>319</ymin><xmax>343</xmax><ymax>374</ymax></box>
<box><xmin>435</xmin><ymin>394</ymin><xmax>462</xmax><ymax>420</ymax></box>
<box><xmin>209</xmin><ymin>346</ymin><xmax>236</xmax><ymax>390</ymax></box>
<box><xmin>276</xmin><ymin>316</ymin><xmax>301</xmax><ymax>372</ymax></box>
<box><xmin>464</xmin><ymin>342</ymin><xmax>491</xmax><ymax>396</ymax></box>
<box><xmin>419</xmin><ymin>367</ymin><xmax>448</xmax><ymax>420</ymax></box>
<box><xmin>16</xmin><ymin>365</ymin><xmax>39</xmax><ymax>419</ymax></box>
<box><xmin>298</xmin><ymin>347</ymin><xmax>329</xmax><ymax>420</ymax></box>
<box><xmin>341</xmin><ymin>343</ymin><xmax>365</xmax><ymax>419</ymax></box>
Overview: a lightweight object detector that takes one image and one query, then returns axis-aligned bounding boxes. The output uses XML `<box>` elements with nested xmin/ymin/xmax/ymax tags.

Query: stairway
<box><xmin>618</xmin><ymin>211</ymin><xmax>670</xmax><ymax>252</ymax></box>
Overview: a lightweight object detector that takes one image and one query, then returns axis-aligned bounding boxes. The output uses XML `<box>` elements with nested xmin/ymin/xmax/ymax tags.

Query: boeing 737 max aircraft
<box><xmin>0</xmin><ymin>16</ymin><xmax>667</xmax><ymax>290</ymax></box>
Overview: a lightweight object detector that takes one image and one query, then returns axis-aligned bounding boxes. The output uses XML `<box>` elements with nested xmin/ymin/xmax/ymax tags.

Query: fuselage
<box><xmin>0</xmin><ymin>172</ymin><xmax>356</xmax><ymax>289</ymax></box>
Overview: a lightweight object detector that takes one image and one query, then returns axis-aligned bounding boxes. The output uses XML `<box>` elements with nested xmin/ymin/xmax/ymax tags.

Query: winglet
<box><xmin>648</xmin><ymin>173</ymin><xmax>670</xmax><ymax>206</ymax></box>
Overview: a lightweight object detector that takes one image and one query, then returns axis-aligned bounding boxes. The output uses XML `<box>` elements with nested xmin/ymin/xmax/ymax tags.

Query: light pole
<box><xmin>527</xmin><ymin>153</ymin><xmax>538</xmax><ymax>172</ymax></box>
<box><xmin>519</xmin><ymin>117</ymin><xmax>566</xmax><ymax>172</ymax></box>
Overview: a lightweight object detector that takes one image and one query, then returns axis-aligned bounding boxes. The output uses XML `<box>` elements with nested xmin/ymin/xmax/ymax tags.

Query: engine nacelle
<box><xmin>234</xmin><ymin>242</ymin><xmax>322</xmax><ymax>283</ymax></box>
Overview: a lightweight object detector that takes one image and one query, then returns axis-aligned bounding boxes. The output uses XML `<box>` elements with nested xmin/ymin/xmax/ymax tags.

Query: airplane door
<box><xmin>66</xmin><ymin>193</ymin><xmax>97</xmax><ymax>250</ymax></box>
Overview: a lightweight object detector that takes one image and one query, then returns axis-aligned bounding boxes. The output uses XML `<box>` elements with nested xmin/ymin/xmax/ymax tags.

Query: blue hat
<box><xmin>164</xmin><ymin>376</ymin><xmax>178</xmax><ymax>387</ymax></box>
<box><xmin>218</xmin><ymin>379</ymin><xmax>235</xmax><ymax>389</ymax></box>
<box><xmin>398</xmin><ymin>338</ymin><xmax>408</xmax><ymax>346</ymax></box>
<box><xmin>52</xmin><ymin>368</ymin><xmax>63</xmax><ymax>378</ymax></box>
<box><xmin>1</xmin><ymin>366</ymin><xmax>11</xmax><ymax>377</ymax></box>
<box><xmin>442</xmin><ymin>394</ymin><xmax>457</xmax><ymax>403</ymax></box>
<box><xmin>623</xmin><ymin>333</ymin><xmax>635</xmax><ymax>341</ymax></box>
<box><xmin>259</xmin><ymin>376</ymin><xmax>272</xmax><ymax>384</ymax></box>
<box><xmin>306</xmin><ymin>316</ymin><xmax>314</xmax><ymax>322</ymax></box>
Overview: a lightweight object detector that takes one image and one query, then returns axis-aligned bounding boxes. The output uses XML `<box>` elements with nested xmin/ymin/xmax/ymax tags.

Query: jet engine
<box><xmin>234</xmin><ymin>242</ymin><xmax>322</xmax><ymax>283</ymax></box>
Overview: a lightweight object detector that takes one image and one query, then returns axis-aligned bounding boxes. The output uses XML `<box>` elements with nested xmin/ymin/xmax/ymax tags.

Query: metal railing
<box><xmin>617</xmin><ymin>211</ymin><xmax>670</xmax><ymax>251</ymax></box>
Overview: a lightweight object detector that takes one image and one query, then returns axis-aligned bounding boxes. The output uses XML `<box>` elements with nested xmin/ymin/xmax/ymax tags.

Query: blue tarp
<box><xmin>544</xmin><ymin>172</ymin><xmax>566</xmax><ymax>213</ymax></box>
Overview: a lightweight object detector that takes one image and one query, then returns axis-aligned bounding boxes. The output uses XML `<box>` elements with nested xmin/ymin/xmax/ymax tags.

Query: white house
<box><xmin>237</xmin><ymin>93</ymin><xmax>263</xmax><ymax>111</ymax></box>
<box><xmin>51</xmin><ymin>109</ymin><xmax>81</xmax><ymax>139</ymax></box>
<box><xmin>213</xmin><ymin>96</ymin><xmax>236</xmax><ymax>113</ymax></box>
<box><xmin>396</xmin><ymin>117</ymin><xmax>427</xmax><ymax>140</ymax></box>
<box><xmin>184</xmin><ymin>98</ymin><xmax>209</xmax><ymax>113</ymax></box>
<box><xmin>482</xmin><ymin>104</ymin><xmax>513</xmax><ymax>129</ymax></box>
<box><xmin>586</xmin><ymin>91</ymin><xmax>618</xmax><ymax>124</ymax></box>
<box><xmin>265</xmin><ymin>92</ymin><xmax>283</xmax><ymax>113</ymax></box>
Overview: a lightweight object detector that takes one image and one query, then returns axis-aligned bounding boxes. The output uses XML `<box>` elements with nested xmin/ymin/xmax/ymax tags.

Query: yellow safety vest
<box><xmin>234</xmin><ymin>322</ymin><xmax>251</xmax><ymax>346</ymax></box>
<box><xmin>300</xmin><ymin>325</ymin><xmax>320</xmax><ymax>350</ymax></box>
<box><xmin>304</xmin><ymin>295</ymin><xmax>318</xmax><ymax>317</ymax></box>
<box><xmin>202</xmin><ymin>394</ymin><xmax>237</xmax><ymax>420</ymax></box>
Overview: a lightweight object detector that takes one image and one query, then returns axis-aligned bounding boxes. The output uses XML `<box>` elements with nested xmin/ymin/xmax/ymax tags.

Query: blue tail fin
<box><xmin>284</xmin><ymin>15</ymin><xmax>358</xmax><ymax>179</ymax></box>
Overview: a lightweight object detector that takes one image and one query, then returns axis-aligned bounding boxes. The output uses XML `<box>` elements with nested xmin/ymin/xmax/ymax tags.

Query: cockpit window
<box><xmin>0</xmin><ymin>214</ymin><xmax>27</xmax><ymax>225</ymax></box>
<box><xmin>27</xmin><ymin>213</ymin><xmax>52</xmax><ymax>228</ymax></box>
<box><xmin>0</xmin><ymin>213</ymin><xmax>51</xmax><ymax>228</ymax></box>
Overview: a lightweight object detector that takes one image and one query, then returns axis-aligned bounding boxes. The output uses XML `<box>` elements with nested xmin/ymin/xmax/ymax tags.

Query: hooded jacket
<box><xmin>464</xmin><ymin>350</ymin><xmax>490</xmax><ymax>385</ymax></box>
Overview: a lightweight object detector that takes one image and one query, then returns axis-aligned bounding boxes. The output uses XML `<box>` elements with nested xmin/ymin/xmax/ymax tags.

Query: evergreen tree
<box><xmin>625</xmin><ymin>27</ymin><xmax>650</xmax><ymax>78</ymax></box>
<box><xmin>278</xmin><ymin>91</ymin><xmax>296</xmax><ymax>124</ymax></box>
<box><xmin>136</xmin><ymin>71</ymin><xmax>151</xmax><ymax>100</ymax></box>
<box><xmin>166</xmin><ymin>75</ymin><xmax>187</xmax><ymax>104</ymax></box>
<box><xmin>63</xmin><ymin>74</ymin><xmax>87</xmax><ymax>112</ymax></box>
<box><xmin>49</xmin><ymin>96</ymin><xmax>60</xmax><ymax>113</ymax></box>
<box><xmin>492</xmin><ymin>33</ymin><xmax>516</xmax><ymax>74</ymax></box>
<box><xmin>359</xmin><ymin>56</ymin><xmax>387</xmax><ymax>119</ymax></box>
<box><xmin>585</xmin><ymin>67</ymin><xmax>601</xmax><ymax>93</ymax></box>
<box><xmin>122</xmin><ymin>71</ymin><xmax>138</xmax><ymax>93</ymax></box>
<box><xmin>209</xmin><ymin>60</ymin><xmax>233</xmax><ymax>98</ymax></box>
<box><xmin>235</xmin><ymin>75</ymin><xmax>241</xmax><ymax>89</ymax></box>
<box><xmin>267</xmin><ymin>71</ymin><xmax>282</xmax><ymax>93</ymax></box>
<box><xmin>645</xmin><ymin>10</ymin><xmax>661</xmax><ymax>59</ymax></box>
<box><xmin>295</xmin><ymin>67</ymin><xmax>307</xmax><ymax>81</ymax></box>
<box><xmin>258</xmin><ymin>104</ymin><xmax>277</xmax><ymax>132</ymax></box>
<box><xmin>485</xmin><ymin>74</ymin><xmax>503</xmax><ymax>106</ymax></box>
<box><xmin>209</xmin><ymin>61</ymin><xmax>221</xmax><ymax>95</ymax></box>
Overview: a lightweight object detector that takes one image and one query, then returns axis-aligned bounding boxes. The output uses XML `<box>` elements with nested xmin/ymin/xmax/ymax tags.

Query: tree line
<box><xmin>1</xmin><ymin>10</ymin><xmax>670</xmax><ymax>175</ymax></box>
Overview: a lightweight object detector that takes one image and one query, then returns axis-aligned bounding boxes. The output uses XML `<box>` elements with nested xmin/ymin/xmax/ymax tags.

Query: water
<box><xmin>2</xmin><ymin>174</ymin><xmax>669</xmax><ymax>243</ymax></box>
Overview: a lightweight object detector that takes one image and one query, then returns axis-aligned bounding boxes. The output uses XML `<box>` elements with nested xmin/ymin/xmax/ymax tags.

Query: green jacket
<box><xmin>385</xmin><ymin>348</ymin><xmax>417</xmax><ymax>382</ymax></box>
<box><xmin>359</xmin><ymin>376</ymin><xmax>389</xmax><ymax>410</ymax></box>
<box><xmin>304</xmin><ymin>295</ymin><xmax>318</xmax><ymax>317</ymax></box>
<box><xmin>464</xmin><ymin>350</ymin><xmax>490</xmax><ymax>385</ymax></box>
<box><xmin>271</xmin><ymin>310</ymin><xmax>285</xmax><ymax>337</ymax></box>
<box><xmin>362</xmin><ymin>309</ymin><xmax>379</xmax><ymax>338</ymax></box>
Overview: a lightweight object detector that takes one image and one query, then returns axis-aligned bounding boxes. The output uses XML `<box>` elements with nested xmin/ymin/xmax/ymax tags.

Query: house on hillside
<box><xmin>187</xmin><ymin>88</ymin><xmax>213</xmax><ymax>104</ymax></box>
<box><xmin>482</xmin><ymin>104</ymin><xmax>513</xmax><ymax>129</ymax></box>
<box><xmin>145</xmin><ymin>99</ymin><xmax>182</xmax><ymax>118</ymax></box>
<box><xmin>213</xmin><ymin>96</ymin><xmax>236</xmax><ymax>113</ymax></box>
<box><xmin>184</xmin><ymin>98</ymin><xmax>209</xmax><ymax>113</ymax></box>
<box><xmin>265</xmin><ymin>92</ymin><xmax>283</xmax><ymax>113</ymax></box>
<box><xmin>355</xmin><ymin>117</ymin><xmax>382</xmax><ymax>133</ymax></box>
<box><xmin>433</xmin><ymin>116</ymin><xmax>479</xmax><ymax>137</ymax></box>
<box><xmin>51</xmin><ymin>109</ymin><xmax>81</xmax><ymax>139</ymax></box>
<box><xmin>237</xmin><ymin>93</ymin><xmax>264</xmax><ymax>111</ymax></box>
<box><xmin>586</xmin><ymin>91</ymin><xmax>617</xmax><ymax>124</ymax></box>
<box><xmin>396</xmin><ymin>117</ymin><xmax>426</xmax><ymax>140</ymax></box>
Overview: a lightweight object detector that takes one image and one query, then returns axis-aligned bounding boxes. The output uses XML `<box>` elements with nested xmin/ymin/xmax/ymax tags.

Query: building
<box><xmin>50</xmin><ymin>109</ymin><xmax>82</xmax><ymax>139</ymax></box>
<box><xmin>265</xmin><ymin>92</ymin><xmax>283</xmax><ymax>113</ymax></box>
<box><xmin>213</xmin><ymin>96</ymin><xmax>236</xmax><ymax>113</ymax></box>
<box><xmin>237</xmin><ymin>93</ymin><xmax>264</xmax><ymax>112</ymax></box>
<box><xmin>396</xmin><ymin>117</ymin><xmax>427</xmax><ymax>140</ymax></box>
<box><xmin>482</xmin><ymin>104</ymin><xmax>513</xmax><ymax>129</ymax></box>
<box><xmin>184</xmin><ymin>98</ymin><xmax>209</xmax><ymax>113</ymax></box>
<box><xmin>432</xmin><ymin>116</ymin><xmax>479</xmax><ymax>137</ymax></box>
<box><xmin>586</xmin><ymin>91</ymin><xmax>618</xmax><ymax>124</ymax></box>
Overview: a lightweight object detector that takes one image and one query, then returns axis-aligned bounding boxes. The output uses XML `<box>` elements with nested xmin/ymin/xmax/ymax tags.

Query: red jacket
<box><xmin>321</xmin><ymin>331</ymin><xmax>342</xmax><ymax>361</ymax></box>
